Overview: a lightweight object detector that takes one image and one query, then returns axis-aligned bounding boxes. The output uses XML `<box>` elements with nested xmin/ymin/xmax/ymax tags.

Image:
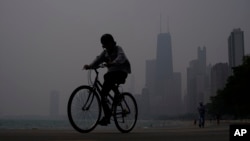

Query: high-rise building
<box><xmin>187</xmin><ymin>59</ymin><xmax>199</xmax><ymax>113</ymax></box>
<box><xmin>210</xmin><ymin>63</ymin><xmax>230</xmax><ymax>98</ymax></box>
<box><xmin>50</xmin><ymin>91</ymin><xmax>59</xmax><ymax>118</ymax></box>
<box><xmin>141</xmin><ymin>29</ymin><xmax>183</xmax><ymax>117</ymax></box>
<box><xmin>144</xmin><ymin>32</ymin><xmax>182</xmax><ymax>116</ymax></box>
<box><xmin>145</xmin><ymin>60</ymin><xmax>156</xmax><ymax>95</ymax></box>
<box><xmin>228</xmin><ymin>28</ymin><xmax>245</xmax><ymax>71</ymax></box>
<box><xmin>155</xmin><ymin>33</ymin><xmax>173</xmax><ymax>92</ymax></box>
<box><xmin>197</xmin><ymin>46</ymin><xmax>206</xmax><ymax>75</ymax></box>
<box><xmin>155</xmin><ymin>32</ymin><xmax>178</xmax><ymax>115</ymax></box>
<box><xmin>186</xmin><ymin>47</ymin><xmax>210</xmax><ymax>113</ymax></box>
<box><xmin>172</xmin><ymin>72</ymin><xmax>182</xmax><ymax>114</ymax></box>
<box><xmin>155</xmin><ymin>33</ymin><xmax>173</xmax><ymax>110</ymax></box>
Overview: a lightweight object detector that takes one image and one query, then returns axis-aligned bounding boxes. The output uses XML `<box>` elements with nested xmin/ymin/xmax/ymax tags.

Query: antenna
<box><xmin>160</xmin><ymin>13</ymin><xmax>162</xmax><ymax>33</ymax></box>
<box><xmin>167</xmin><ymin>16</ymin><xmax>170</xmax><ymax>33</ymax></box>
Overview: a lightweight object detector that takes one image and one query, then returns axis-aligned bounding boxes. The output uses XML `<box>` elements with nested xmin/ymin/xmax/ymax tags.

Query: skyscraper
<box><xmin>155</xmin><ymin>33</ymin><xmax>173</xmax><ymax>96</ymax></box>
<box><xmin>155</xmin><ymin>32</ymin><xmax>182</xmax><ymax>116</ymax></box>
<box><xmin>210</xmin><ymin>63</ymin><xmax>229</xmax><ymax>97</ymax></box>
<box><xmin>228</xmin><ymin>28</ymin><xmax>245</xmax><ymax>71</ymax></box>
<box><xmin>143</xmin><ymin>31</ymin><xmax>182</xmax><ymax>117</ymax></box>
<box><xmin>186</xmin><ymin>47</ymin><xmax>209</xmax><ymax>113</ymax></box>
<box><xmin>156</xmin><ymin>33</ymin><xmax>173</xmax><ymax>76</ymax></box>
<box><xmin>197</xmin><ymin>46</ymin><xmax>206</xmax><ymax>75</ymax></box>
<box><xmin>145</xmin><ymin>59</ymin><xmax>156</xmax><ymax>95</ymax></box>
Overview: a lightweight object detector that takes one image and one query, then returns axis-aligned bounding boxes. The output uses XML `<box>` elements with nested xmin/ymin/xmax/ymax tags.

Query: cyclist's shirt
<box><xmin>90</xmin><ymin>46</ymin><xmax>131</xmax><ymax>74</ymax></box>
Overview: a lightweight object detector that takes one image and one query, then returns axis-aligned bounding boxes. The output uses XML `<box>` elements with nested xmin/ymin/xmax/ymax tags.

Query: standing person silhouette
<box><xmin>84</xmin><ymin>34</ymin><xmax>131</xmax><ymax>126</ymax></box>
<box><xmin>198</xmin><ymin>102</ymin><xmax>205</xmax><ymax>128</ymax></box>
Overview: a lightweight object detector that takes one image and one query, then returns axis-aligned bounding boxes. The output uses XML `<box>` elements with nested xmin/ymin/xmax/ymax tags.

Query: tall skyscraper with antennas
<box><xmin>155</xmin><ymin>17</ymin><xmax>181</xmax><ymax>115</ymax></box>
<box><xmin>155</xmin><ymin>15</ymin><xmax>173</xmax><ymax>96</ymax></box>
<box><xmin>155</xmin><ymin>32</ymin><xmax>173</xmax><ymax>95</ymax></box>
<box><xmin>143</xmin><ymin>17</ymin><xmax>182</xmax><ymax>117</ymax></box>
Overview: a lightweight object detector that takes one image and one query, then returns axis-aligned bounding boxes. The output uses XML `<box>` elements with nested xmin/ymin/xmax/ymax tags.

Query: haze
<box><xmin>0</xmin><ymin>0</ymin><xmax>249</xmax><ymax>116</ymax></box>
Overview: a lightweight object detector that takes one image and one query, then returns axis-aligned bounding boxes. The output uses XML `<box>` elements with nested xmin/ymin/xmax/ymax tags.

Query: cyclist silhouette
<box><xmin>84</xmin><ymin>34</ymin><xmax>131</xmax><ymax>126</ymax></box>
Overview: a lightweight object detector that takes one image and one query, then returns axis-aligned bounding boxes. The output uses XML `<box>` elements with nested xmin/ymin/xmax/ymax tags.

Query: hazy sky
<box><xmin>0</xmin><ymin>0</ymin><xmax>249</xmax><ymax>116</ymax></box>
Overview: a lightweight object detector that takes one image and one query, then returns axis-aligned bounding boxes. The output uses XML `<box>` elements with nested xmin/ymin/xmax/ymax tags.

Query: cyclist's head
<box><xmin>100</xmin><ymin>34</ymin><xmax>116</xmax><ymax>49</ymax></box>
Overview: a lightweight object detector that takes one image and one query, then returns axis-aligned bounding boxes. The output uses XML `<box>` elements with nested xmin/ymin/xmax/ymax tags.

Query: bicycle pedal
<box><xmin>123</xmin><ymin>109</ymin><xmax>129</xmax><ymax>114</ymax></box>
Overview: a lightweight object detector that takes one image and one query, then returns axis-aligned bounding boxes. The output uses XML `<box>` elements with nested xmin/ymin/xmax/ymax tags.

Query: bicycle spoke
<box><xmin>68</xmin><ymin>86</ymin><xmax>101</xmax><ymax>133</ymax></box>
<box><xmin>114</xmin><ymin>93</ymin><xmax>138</xmax><ymax>133</ymax></box>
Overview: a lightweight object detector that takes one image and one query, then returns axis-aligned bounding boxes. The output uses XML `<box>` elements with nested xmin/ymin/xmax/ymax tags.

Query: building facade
<box><xmin>142</xmin><ymin>32</ymin><xmax>182</xmax><ymax>118</ymax></box>
<box><xmin>186</xmin><ymin>47</ymin><xmax>210</xmax><ymax>114</ymax></box>
<box><xmin>228</xmin><ymin>28</ymin><xmax>245</xmax><ymax>71</ymax></box>
<box><xmin>210</xmin><ymin>63</ymin><xmax>230</xmax><ymax>98</ymax></box>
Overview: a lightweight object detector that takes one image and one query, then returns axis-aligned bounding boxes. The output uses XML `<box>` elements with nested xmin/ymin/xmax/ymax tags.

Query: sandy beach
<box><xmin>0</xmin><ymin>124</ymin><xmax>229</xmax><ymax>141</ymax></box>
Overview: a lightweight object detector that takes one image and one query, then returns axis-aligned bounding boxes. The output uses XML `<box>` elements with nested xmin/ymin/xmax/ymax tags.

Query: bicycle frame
<box><xmin>81</xmin><ymin>69</ymin><xmax>103</xmax><ymax>111</ymax></box>
<box><xmin>90</xmin><ymin>69</ymin><xmax>119</xmax><ymax>102</ymax></box>
<box><xmin>88</xmin><ymin>69</ymin><xmax>131</xmax><ymax>117</ymax></box>
<box><xmin>92</xmin><ymin>69</ymin><xmax>103</xmax><ymax>96</ymax></box>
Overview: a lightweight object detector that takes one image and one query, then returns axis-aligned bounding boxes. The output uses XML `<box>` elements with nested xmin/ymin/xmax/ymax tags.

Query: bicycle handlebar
<box><xmin>94</xmin><ymin>64</ymin><xmax>107</xmax><ymax>69</ymax></box>
<box><xmin>83</xmin><ymin>64</ymin><xmax>107</xmax><ymax>70</ymax></box>
<box><xmin>84</xmin><ymin>64</ymin><xmax>106</xmax><ymax>85</ymax></box>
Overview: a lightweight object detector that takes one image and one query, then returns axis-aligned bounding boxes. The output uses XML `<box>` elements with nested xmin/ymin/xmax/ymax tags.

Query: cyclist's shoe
<box><xmin>98</xmin><ymin>117</ymin><xmax>110</xmax><ymax>126</ymax></box>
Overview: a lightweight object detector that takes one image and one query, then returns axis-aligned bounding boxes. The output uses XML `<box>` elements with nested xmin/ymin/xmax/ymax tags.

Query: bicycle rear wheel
<box><xmin>114</xmin><ymin>92</ymin><xmax>138</xmax><ymax>133</ymax></box>
<box><xmin>67</xmin><ymin>86</ymin><xmax>101</xmax><ymax>133</ymax></box>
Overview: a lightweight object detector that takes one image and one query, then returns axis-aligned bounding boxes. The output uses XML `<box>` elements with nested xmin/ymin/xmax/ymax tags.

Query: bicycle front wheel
<box><xmin>67</xmin><ymin>86</ymin><xmax>101</xmax><ymax>133</ymax></box>
<box><xmin>114</xmin><ymin>92</ymin><xmax>138</xmax><ymax>133</ymax></box>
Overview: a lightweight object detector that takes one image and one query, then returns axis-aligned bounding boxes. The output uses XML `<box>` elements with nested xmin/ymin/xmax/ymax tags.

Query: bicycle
<box><xmin>67</xmin><ymin>65</ymin><xmax>138</xmax><ymax>133</ymax></box>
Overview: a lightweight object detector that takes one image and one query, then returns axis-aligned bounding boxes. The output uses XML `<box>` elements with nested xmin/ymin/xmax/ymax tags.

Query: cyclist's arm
<box><xmin>88</xmin><ymin>51</ymin><xmax>106</xmax><ymax>69</ymax></box>
<box><xmin>112</xmin><ymin>46</ymin><xmax>128</xmax><ymax>65</ymax></box>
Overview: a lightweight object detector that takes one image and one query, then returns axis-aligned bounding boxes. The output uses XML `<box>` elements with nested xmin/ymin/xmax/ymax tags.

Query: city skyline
<box><xmin>0</xmin><ymin>0</ymin><xmax>249</xmax><ymax>116</ymax></box>
<box><xmin>142</xmin><ymin>28</ymin><xmax>246</xmax><ymax>116</ymax></box>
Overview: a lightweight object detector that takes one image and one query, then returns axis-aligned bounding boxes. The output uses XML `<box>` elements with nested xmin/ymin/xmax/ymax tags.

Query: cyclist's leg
<box><xmin>100</xmin><ymin>71</ymin><xmax>128</xmax><ymax>125</ymax></box>
<box><xmin>99</xmin><ymin>72</ymin><xmax>115</xmax><ymax>125</ymax></box>
<box><xmin>109</xmin><ymin>71</ymin><xmax>128</xmax><ymax>103</ymax></box>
